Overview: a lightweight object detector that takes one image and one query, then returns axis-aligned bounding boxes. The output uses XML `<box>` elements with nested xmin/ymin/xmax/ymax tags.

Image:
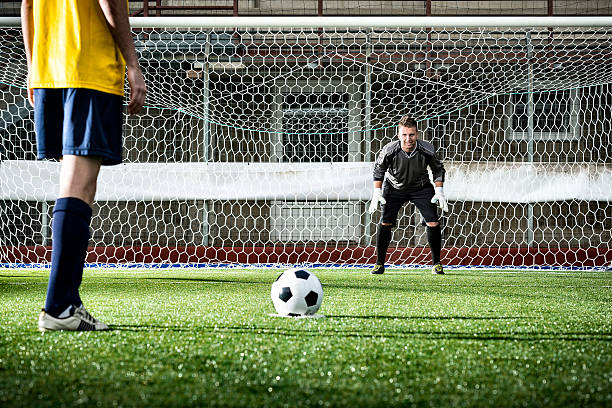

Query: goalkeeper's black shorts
<box><xmin>380</xmin><ymin>183</ymin><xmax>439</xmax><ymax>226</ymax></box>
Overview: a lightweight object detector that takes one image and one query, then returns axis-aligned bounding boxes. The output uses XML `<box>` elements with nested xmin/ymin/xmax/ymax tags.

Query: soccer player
<box><xmin>21</xmin><ymin>0</ymin><xmax>146</xmax><ymax>331</ymax></box>
<box><xmin>368</xmin><ymin>116</ymin><xmax>448</xmax><ymax>275</ymax></box>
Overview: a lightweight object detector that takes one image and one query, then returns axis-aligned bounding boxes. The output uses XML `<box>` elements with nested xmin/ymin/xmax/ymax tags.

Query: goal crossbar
<box><xmin>2</xmin><ymin>16</ymin><xmax>612</xmax><ymax>28</ymax></box>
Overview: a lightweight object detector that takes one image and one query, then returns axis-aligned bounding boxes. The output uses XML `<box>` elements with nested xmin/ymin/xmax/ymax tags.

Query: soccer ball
<box><xmin>270</xmin><ymin>268</ymin><xmax>323</xmax><ymax>316</ymax></box>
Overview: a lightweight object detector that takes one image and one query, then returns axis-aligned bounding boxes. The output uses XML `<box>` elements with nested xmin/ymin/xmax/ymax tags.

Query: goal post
<box><xmin>1</xmin><ymin>16</ymin><xmax>611</xmax><ymax>269</ymax></box>
<box><xmin>126</xmin><ymin>16</ymin><xmax>612</xmax><ymax>28</ymax></box>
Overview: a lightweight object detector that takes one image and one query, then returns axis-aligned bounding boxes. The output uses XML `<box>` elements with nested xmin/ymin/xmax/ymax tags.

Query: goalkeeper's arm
<box><xmin>368</xmin><ymin>181</ymin><xmax>386</xmax><ymax>214</ymax></box>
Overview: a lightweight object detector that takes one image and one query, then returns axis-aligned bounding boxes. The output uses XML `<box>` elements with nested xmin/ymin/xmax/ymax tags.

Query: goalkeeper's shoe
<box><xmin>38</xmin><ymin>305</ymin><xmax>109</xmax><ymax>332</ymax></box>
<box><xmin>371</xmin><ymin>264</ymin><xmax>385</xmax><ymax>275</ymax></box>
<box><xmin>432</xmin><ymin>264</ymin><xmax>444</xmax><ymax>275</ymax></box>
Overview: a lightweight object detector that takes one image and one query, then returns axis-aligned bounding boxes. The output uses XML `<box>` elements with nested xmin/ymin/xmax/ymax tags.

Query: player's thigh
<box><xmin>58</xmin><ymin>155</ymin><xmax>103</xmax><ymax>202</ymax></box>
<box><xmin>411</xmin><ymin>184</ymin><xmax>439</xmax><ymax>224</ymax></box>
<box><xmin>380</xmin><ymin>185</ymin><xmax>407</xmax><ymax>227</ymax></box>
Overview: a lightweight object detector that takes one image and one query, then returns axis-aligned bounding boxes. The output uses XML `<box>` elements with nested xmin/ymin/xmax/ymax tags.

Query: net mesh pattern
<box><xmin>1</xmin><ymin>22</ymin><xmax>611</xmax><ymax>267</ymax></box>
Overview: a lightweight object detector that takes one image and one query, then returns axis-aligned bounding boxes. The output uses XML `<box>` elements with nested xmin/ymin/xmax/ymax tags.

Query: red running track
<box><xmin>2</xmin><ymin>246</ymin><xmax>610</xmax><ymax>267</ymax></box>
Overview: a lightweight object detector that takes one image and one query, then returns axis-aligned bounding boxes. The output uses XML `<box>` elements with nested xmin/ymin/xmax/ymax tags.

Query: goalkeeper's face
<box><xmin>398</xmin><ymin>125</ymin><xmax>418</xmax><ymax>152</ymax></box>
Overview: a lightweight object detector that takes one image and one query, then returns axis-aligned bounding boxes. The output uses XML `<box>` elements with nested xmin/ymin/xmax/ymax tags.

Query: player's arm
<box><xmin>21</xmin><ymin>0</ymin><xmax>34</xmax><ymax>107</ymax></box>
<box><xmin>98</xmin><ymin>0</ymin><xmax>146</xmax><ymax>114</ymax></box>
<box><xmin>368</xmin><ymin>149</ymin><xmax>388</xmax><ymax>214</ymax></box>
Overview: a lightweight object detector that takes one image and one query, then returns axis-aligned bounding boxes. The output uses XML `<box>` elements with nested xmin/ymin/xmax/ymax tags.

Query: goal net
<box><xmin>1</xmin><ymin>16</ymin><xmax>611</xmax><ymax>269</ymax></box>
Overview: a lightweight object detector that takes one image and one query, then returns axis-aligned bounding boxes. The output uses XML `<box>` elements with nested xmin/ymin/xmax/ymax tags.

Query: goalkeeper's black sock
<box><xmin>376</xmin><ymin>224</ymin><xmax>392</xmax><ymax>265</ymax></box>
<box><xmin>427</xmin><ymin>225</ymin><xmax>442</xmax><ymax>265</ymax></box>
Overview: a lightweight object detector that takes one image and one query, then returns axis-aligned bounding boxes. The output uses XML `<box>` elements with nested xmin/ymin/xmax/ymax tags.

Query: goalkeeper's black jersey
<box><xmin>373</xmin><ymin>139</ymin><xmax>445</xmax><ymax>192</ymax></box>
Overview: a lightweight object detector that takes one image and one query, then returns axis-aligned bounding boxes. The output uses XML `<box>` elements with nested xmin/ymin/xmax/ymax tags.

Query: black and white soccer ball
<box><xmin>271</xmin><ymin>268</ymin><xmax>323</xmax><ymax>316</ymax></box>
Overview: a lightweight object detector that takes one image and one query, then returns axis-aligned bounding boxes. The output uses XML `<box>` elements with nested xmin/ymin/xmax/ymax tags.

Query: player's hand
<box><xmin>368</xmin><ymin>188</ymin><xmax>386</xmax><ymax>214</ymax></box>
<box><xmin>127</xmin><ymin>65</ymin><xmax>146</xmax><ymax>115</ymax></box>
<box><xmin>431</xmin><ymin>186</ymin><xmax>449</xmax><ymax>212</ymax></box>
<box><xmin>27</xmin><ymin>87</ymin><xmax>34</xmax><ymax>107</ymax></box>
<box><xmin>26</xmin><ymin>73</ymin><xmax>34</xmax><ymax>107</ymax></box>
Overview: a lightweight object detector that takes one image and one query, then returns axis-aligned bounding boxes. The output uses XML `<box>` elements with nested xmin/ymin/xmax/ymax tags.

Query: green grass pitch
<box><xmin>0</xmin><ymin>268</ymin><xmax>610</xmax><ymax>407</ymax></box>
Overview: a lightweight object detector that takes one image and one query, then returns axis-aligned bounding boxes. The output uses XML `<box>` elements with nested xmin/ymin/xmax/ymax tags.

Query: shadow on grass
<box><xmin>104</xmin><ymin>276</ymin><xmax>271</xmax><ymax>285</ymax></box>
<box><xmin>108</xmin><ymin>323</ymin><xmax>612</xmax><ymax>342</ymax></box>
<box><xmin>326</xmin><ymin>314</ymin><xmax>530</xmax><ymax>320</ymax></box>
<box><xmin>110</xmin><ymin>324</ymin><xmax>192</xmax><ymax>332</ymax></box>
<box><xmin>143</xmin><ymin>276</ymin><xmax>269</xmax><ymax>284</ymax></box>
<box><xmin>143</xmin><ymin>276</ymin><xmax>271</xmax><ymax>285</ymax></box>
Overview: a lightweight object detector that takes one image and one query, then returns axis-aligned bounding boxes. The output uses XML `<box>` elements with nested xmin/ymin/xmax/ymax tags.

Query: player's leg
<box><xmin>426</xmin><ymin>223</ymin><xmax>443</xmax><ymax>274</ymax></box>
<box><xmin>37</xmin><ymin>88</ymin><xmax>122</xmax><ymax>331</ymax></box>
<box><xmin>372</xmin><ymin>222</ymin><xmax>392</xmax><ymax>275</ymax></box>
<box><xmin>411</xmin><ymin>185</ymin><xmax>444</xmax><ymax>274</ymax></box>
<box><xmin>45</xmin><ymin>155</ymin><xmax>102</xmax><ymax>313</ymax></box>
<box><xmin>372</xmin><ymin>186</ymin><xmax>405</xmax><ymax>275</ymax></box>
<box><xmin>58</xmin><ymin>155</ymin><xmax>103</xmax><ymax>206</ymax></box>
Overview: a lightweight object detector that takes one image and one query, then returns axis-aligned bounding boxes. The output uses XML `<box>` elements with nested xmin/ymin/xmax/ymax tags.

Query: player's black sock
<box><xmin>44</xmin><ymin>197</ymin><xmax>92</xmax><ymax>316</ymax></box>
<box><xmin>427</xmin><ymin>225</ymin><xmax>442</xmax><ymax>265</ymax></box>
<box><xmin>376</xmin><ymin>224</ymin><xmax>392</xmax><ymax>265</ymax></box>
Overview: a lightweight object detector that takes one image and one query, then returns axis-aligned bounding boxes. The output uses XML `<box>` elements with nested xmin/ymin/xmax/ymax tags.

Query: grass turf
<box><xmin>0</xmin><ymin>268</ymin><xmax>610</xmax><ymax>407</ymax></box>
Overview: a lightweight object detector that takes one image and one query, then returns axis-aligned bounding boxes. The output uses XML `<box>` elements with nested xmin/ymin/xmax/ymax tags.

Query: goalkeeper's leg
<box><xmin>372</xmin><ymin>223</ymin><xmax>393</xmax><ymax>274</ymax></box>
<box><xmin>372</xmin><ymin>185</ymin><xmax>405</xmax><ymax>275</ymax></box>
<box><xmin>427</xmin><ymin>224</ymin><xmax>442</xmax><ymax>265</ymax></box>
<box><xmin>411</xmin><ymin>185</ymin><xmax>444</xmax><ymax>274</ymax></box>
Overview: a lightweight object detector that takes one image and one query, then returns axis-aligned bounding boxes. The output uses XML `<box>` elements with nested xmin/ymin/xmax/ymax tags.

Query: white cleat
<box><xmin>38</xmin><ymin>305</ymin><xmax>109</xmax><ymax>332</ymax></box>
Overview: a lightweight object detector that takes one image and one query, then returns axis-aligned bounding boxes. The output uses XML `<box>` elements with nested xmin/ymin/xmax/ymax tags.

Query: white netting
<box><xmin>1</xmin><ymin>17</ymin><xmax>611</xmax><ymax>268</ymax></box>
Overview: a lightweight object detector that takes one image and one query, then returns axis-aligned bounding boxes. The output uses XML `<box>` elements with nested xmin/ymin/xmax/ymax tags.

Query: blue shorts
<box><xmin>34</xmin><ymin>88</ymin><xmax>123</xmax><ymax>165</ymax></box>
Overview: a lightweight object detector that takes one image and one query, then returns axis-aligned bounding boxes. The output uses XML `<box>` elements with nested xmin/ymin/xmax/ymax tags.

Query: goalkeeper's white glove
<box><xmin>368</xmin><ymin>188</ymin><xmax>386</xmax><ymax>214</ymax></box>
<box><xmin>431</xmin><ymin>186</ymin><xmax>449</xmax><ymax>212</ymax></box>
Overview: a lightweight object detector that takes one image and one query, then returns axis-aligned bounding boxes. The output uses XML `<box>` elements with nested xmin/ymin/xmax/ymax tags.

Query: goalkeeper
<box><xmin>368</xmin><ymin>116</ymin><xmax>448</xmax><ymax>275</ymax></box>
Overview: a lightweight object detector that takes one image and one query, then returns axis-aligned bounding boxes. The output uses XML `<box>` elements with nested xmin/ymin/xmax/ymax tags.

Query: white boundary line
<box><xmin>2</xmin><ymin>264</ymin><xmax>610</xmax><ymax>273</ymax></box>
<box><xmin>4</xmin><ymin>266</ymin><xmax>609</xmax><ymax>275</ymax></box>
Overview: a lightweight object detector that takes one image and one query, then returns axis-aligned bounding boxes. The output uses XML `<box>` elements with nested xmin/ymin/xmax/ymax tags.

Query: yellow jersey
<box><xmin>30</xmin><ymin>0</ymin><xmax>126</xmax><ymax>96</ymax></box>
